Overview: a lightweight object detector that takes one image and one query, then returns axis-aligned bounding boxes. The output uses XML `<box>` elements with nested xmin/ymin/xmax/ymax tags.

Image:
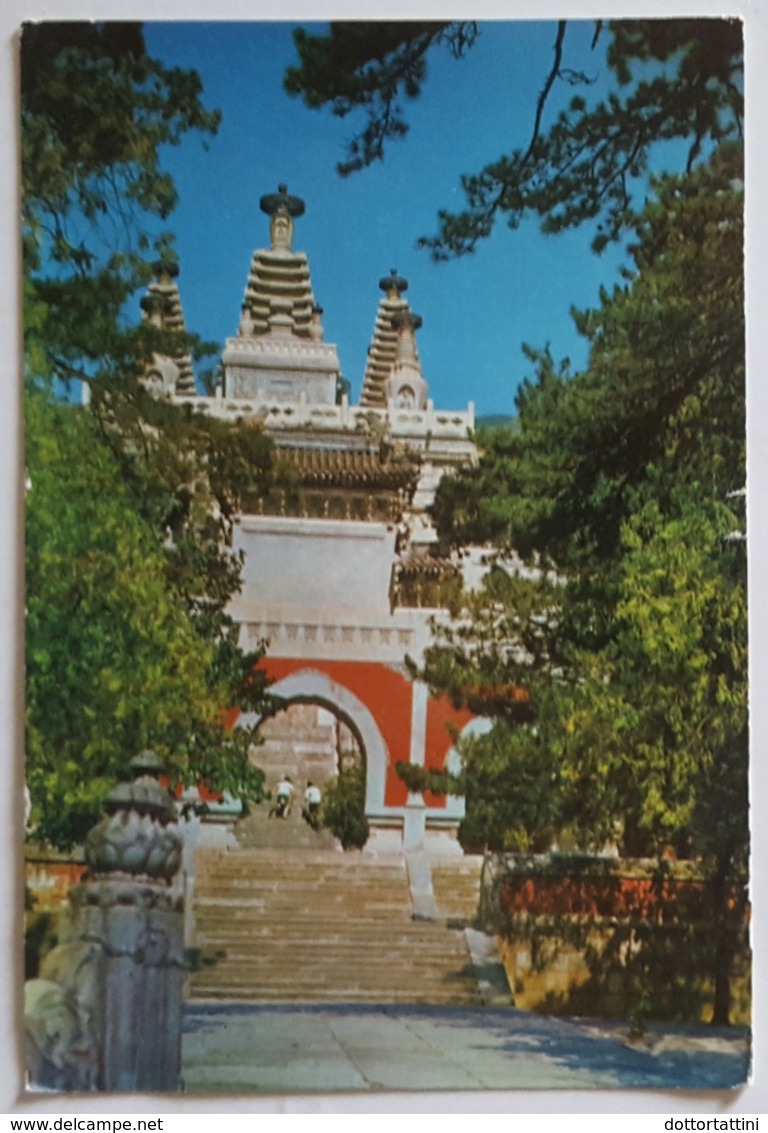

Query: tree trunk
<box><xmin>711</xmin><ymin>866</ymin><xmax>733</xmax><ymax>1026</ymax></box>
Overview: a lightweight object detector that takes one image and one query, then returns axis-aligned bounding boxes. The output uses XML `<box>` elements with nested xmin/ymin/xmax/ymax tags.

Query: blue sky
<box><xmin>139</xmin><ymin>20</ymin><xmax>665</xmax><ymax>418</ymax></box>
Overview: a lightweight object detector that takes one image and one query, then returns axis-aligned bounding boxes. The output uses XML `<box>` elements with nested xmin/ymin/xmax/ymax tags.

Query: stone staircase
<box><xmin>431</xmin><ymin>855</ymin><xmax>484</xmax><ymax>921</ymax></box>
<box><xmin>234</xmin><ymin>800</ymin><xmax>338</xmax><ymax>852</ymax></box>
<box><xmin>189</xmin><ymin>841</ymin><xmax>489</xmax><ymax>1005</ymax></box>
<box><xmin>256</xmin><ymin>704</ymin><xmax>340</xmax><ymax>795</ymax></box>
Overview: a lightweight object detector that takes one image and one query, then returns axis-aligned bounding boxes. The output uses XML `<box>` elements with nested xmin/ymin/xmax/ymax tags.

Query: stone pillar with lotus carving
<box><xmin>25</xmin><ymin>751</ymin><xmax>185</xmax><ymax>1093</ymax></box>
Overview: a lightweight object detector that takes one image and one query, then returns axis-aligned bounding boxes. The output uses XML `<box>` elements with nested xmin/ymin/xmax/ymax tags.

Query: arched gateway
<box><xmin>236</xmin><ymin>660</ymin><xmax>472</xmax><ymax>826</ymax></box>
<box><xmin>144</xmin><ymin>185</ymin><xmax>481</xmax><ymax>840</ymax></box>
<box><xmin>237</xmin><ymin>667</ymin><xmax>387</xmax><ymax>817</ymax></box>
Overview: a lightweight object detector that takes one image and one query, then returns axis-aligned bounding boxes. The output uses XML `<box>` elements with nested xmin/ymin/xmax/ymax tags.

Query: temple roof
<box><xmin>274</xmin><ymin>445</ymin><xmax>419</xmax><ymax>490</ymax></box>
<box><xmin>360</xmin><ymin>270</ymin><xmax>422</xmax><ymax>408</ymax></box>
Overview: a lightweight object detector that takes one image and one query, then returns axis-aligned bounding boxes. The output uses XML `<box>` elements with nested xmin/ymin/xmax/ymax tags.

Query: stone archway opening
<box><xmin>236</xmin><ymin>668</ymin><xmax>391</xmax><ymax>818</ymax></box>
<box><xmin>255</xmin><ymin>701</ymin><xmax>364</xmax><ymax>800</ymax></box>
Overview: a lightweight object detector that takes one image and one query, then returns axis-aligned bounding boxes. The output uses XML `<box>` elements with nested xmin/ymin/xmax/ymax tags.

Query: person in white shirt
<box><xmin>303</xmin><ymin>781</ymin><xmax>322</xmax><ymax>828</ymax></box>
<box><xmin>270</xmin><ymin>775</ymin><xmax>294</xmax><ymax>818</ymax></box>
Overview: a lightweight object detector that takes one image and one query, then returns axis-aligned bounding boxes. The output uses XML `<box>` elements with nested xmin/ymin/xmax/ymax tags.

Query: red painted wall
<box><xmin>26</xmin><ymin>859</ymin><xmax>87</xmax><ymax>908</ymax></box>
<box><xmin>500</xmin><ymin>873</ymin><xmax>750</xmax><ymax>925</ymax></box>
<box><xmin>227</xmin><ymin>658</ymin><xmax>476</xmax><ymax>809</ymax></box>
<box><xmin>260</xmin><ymin>657</ymin><xmax>415</xmax><ymax>807</ymax></box>
<box><xmin>424</xmin><ymin>697</ymin><xmax>473</xmax><ymax>808</ymax></box>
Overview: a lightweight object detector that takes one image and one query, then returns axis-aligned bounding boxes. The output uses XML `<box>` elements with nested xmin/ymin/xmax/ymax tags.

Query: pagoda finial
<box><xmin>151</xmin><ymin>259</ymin><xmax>179</xmax><ymax>286</ymax></box>
<box><xmin>379</xmin><ymin>268</ymin><xmax>408</xmax><ymax>300</ymax></box>
<box><xmin>260</xmin><ymin>185</ymin><xmax>306</xmax><ymax>253</ymax></box>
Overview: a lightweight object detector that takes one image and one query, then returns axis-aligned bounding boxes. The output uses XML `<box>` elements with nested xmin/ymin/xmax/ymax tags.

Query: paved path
<box><xmin>181</xmin><ymin>1002</ymin><xmax>750</xmax><ymax>1095</ymax></box>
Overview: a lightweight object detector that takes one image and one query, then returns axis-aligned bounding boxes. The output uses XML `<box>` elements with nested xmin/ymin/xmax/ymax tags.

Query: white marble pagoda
<box><xmin>143</xmin><ymin>184</ymin><xmax>478</xmax><ymax>589</ymax></box>
<box><xmin>141</xmin><ymin>186</ymin><xmax>480</xmax><ymax>831</ymax></box>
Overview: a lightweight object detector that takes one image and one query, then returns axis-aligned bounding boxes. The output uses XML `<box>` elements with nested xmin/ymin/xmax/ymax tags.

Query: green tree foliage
<box><xmin>422</xmin><ymin>151</ymin><xmax>746</xmax><ymax>1018</ymax></box>
<box><xmin>284</xmin><ymin>19</ymin><xmax>742</xmax><ymax>255</ymax></box>
<box><xmin>22</xmin><ymin>24</ymin><xmax>276</xmax><ymax>846</ymax></box>
<box><xmin>86</xmin><ymin>380</ymin><xmax>276</xmax><ymax>718</ymax></box>
<box><xmin>25</xmin><ymin>392</ymin><xmax>266</xmax><ymax>848</ymax></box>
<box><xmin>320</xmin><ymin>768</ymin><xmax>370</xmax><ymax>850</ymax></box>
<box><xmin>435</xmin><ymin>144</ymin><xmax>744</xmax><ymax>566</ymax></box>
<box><xmin>22</xmin><ymin>22</ymin><xmax>221</xmax><ymax>386</ymax></box>
<box><xmin>429</xmin><ymin>154</ymin><xmax>744</xmax><ymax>1021</ymax></box>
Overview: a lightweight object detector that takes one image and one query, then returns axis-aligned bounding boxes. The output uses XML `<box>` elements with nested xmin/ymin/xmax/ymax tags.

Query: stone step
<box><xmin>194</xmin><ymin>883</ymin><xmax>410</xmax><ymax>900</ymax></box>
<box><xmin>196</xmin><ymin>870</ymin><xmax>407</xmax><ymax>884</ymax></box>
<box><xmin>198</xmin><ymin>960</ymin><xmax>473</xmax><ymax>978</ymax></box>
<box><xmin>196</xmin><ymin>922</ymin><xmax>451</xmax><ymax>936</ymax></box>
<box><xmin>195</xmin><ymin>873</ymin><xmax>408</xmax><ymax>889</ymax></box>
<box><xmin>195</xmin><ymin>868</ymin><xmax>408</xmax><ymax>881</ymax></box>
<box><xmin>430</xmin><ymin>859</ymin><xmax>483</xmax><ymax>920</ymax></box>
<box><xmin>194</xmin><ymin>961</ymin><xmax>475</xmax><ymax>978</ymax></box>
<box><xmin>195</xmin><ymin>885</ymin><xmax>410</xmax><ymax>900</ymax></box>
<box><xmin>190</xmin><ymin>840</ymin><xmax>497</xmax><ymax>1007</ymax></box>
<box><xmin>192</xmin><ymin>981</ymin><xmax>480</xmax><ymax>997</ymax></box>
<box><xmin>196</xmin><ymin>941</ymin><xmax>471</xmax><ymax>960</ymax></box>
<box><xmin>195</xmin><ymin>916</ymin><xmax>459</xmax><ymax>932</ymax></box>
<box><xmin>198</xmin><ymin>930</ymin><xmax>469</xmax><ymax>946</ymax></box>
<box><xmin>195</xmin><ymin>907</ymin><xmax>411</xmax><ymax>920</ymax></box>
<box><xmin>196</xmin><ymin>908</ymin><xmax>413</xmax><ymax>923</ymax></box>
<box><xmin>197</xmin><ymin>845</ymin><xmax>395</xmax><ymax>860</ymax></box>
<box><xmin>192</xmin><ymin>964</ymin><xmax>477</xmax><ymax>981</ymax></box>
<box><xmin>204</xmin><ymin>864</ymin><xmax>405</xmax><ymax>877</ymax></box>
<box><xmin>196</xmin><ymin>891</ymin><xmax>410</xmax><ymax>903</ymax></box>
<box><xmin>197</xmin><ymin>849</ymin><xmax>403</xmax><ymax>864</ymax></box>
<box><xmin>259</xmin><ymin>723</ymin><xmax>337</xmax><ymax>741</ymax></box>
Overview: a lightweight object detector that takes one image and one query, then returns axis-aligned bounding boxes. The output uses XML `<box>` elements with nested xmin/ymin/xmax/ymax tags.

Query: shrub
<box><xmin>321</xmin><ymin>768</ymin><xmax>369</xmax><ymax>850</ymax></box>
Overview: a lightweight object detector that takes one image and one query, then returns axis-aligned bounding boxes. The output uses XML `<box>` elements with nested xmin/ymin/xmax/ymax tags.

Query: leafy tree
<box><xmin>426</xmin><ymin>146</ymin><xmax>744</xmax><ymax>826</ymax></box>
<box><xmin>25</xmin><ymin>392</ymin><xmax>267</xmax><ymax>848</ymax></box>
<box><xmin>22</xmin><ymin>22</ymin><xmax>220</xmax><ymax>388</ymax></box>
<box><xmin>420</xmin><ymin>150</ymin><xmax>746</xmax><ymax>1020</ymax></box>
<box><xmin>285</xmin><ymin>19</ymin><xmax>742</xmax><ymax>254</ymax></box>
<box><xmin>435</xmin><ymin>142</ymin><xmax>744</xmax><ymax>566</ymax></box>
<box><xmin>86</xmin><ymin>379</ymin><xmax>276</xmax><ymax>716</ymax></box>
<box><xmin>22</xmin><ymin>25</ymin><xmax>276</xmax><ymax>846</ymax></box>
<box><xmin>320</xmin><ymin>767</ymin><xmax>370</xmax><ymax>850</ymax></box>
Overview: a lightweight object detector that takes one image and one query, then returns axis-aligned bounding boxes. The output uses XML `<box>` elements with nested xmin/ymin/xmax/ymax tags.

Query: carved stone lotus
<box><xmin>84</xmin><ymin>752</ymin><xmax>182</xmax><ymax>883</ymax></box>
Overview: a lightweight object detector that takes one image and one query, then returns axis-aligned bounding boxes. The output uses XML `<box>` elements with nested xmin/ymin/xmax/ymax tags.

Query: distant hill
<box><xmin>475</xmin><ymin>414</ymin><xmax>519</xmax><ymax>432</ymax></box>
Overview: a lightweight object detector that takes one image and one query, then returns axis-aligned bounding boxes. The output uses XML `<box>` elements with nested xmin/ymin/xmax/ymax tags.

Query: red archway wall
<box><xmin>255</xmin><ymin>658</ymin><xmax>473</xmax><ymax>809</ymax></box>
<box><xmin>424</xmin><ymin>698</ymin><xmax>473</xmax><ymax>807</ymax></box>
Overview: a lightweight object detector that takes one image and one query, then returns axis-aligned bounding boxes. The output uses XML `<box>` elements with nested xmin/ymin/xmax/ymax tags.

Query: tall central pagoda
<box><xmin>221</xmin><ymin>184</ymin><xmax>343</xmax><ymax>406</ymax></box>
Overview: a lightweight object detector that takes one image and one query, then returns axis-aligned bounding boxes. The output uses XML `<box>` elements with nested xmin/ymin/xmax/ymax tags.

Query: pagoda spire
<box><xmin>140</xmin><ymin>260</ymin><xmax>195</xmax><ymax>396</ymax></box>
<box><xmin>221</xmin><ymin>185</ymin><xmax>341</xmax><ymax>404</ymax></box>
<box><xmin>360</xmin><ymin>269</ymin><xmax>418</xmax><ymax>408</ymax></box>
<box><xmin>388</xmin><ymin>309</ymin><xmax>428</xmax><ymax>409</ymax></box>
<box><xmin>235</xmin><ymin>184</ymin><xmax>318</xmax><ymax>340</ymax></box>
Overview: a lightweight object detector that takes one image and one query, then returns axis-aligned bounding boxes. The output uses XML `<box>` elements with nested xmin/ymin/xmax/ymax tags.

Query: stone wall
<box><xmin>233</xmin><ymin>515</ymin><xmax>397</xmax><ymax>619</ymax></box>
<box><xmin>479</xmin><ymin>854</ymin><xmax>751</xmax><ymax>1025</ymax></box>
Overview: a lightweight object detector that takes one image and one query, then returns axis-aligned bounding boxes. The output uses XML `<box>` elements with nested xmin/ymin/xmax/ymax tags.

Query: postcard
<box><xmin>17</xmin><ymin>13</ymin><xmax>753</xmax><ymax>1102</ymax></box>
